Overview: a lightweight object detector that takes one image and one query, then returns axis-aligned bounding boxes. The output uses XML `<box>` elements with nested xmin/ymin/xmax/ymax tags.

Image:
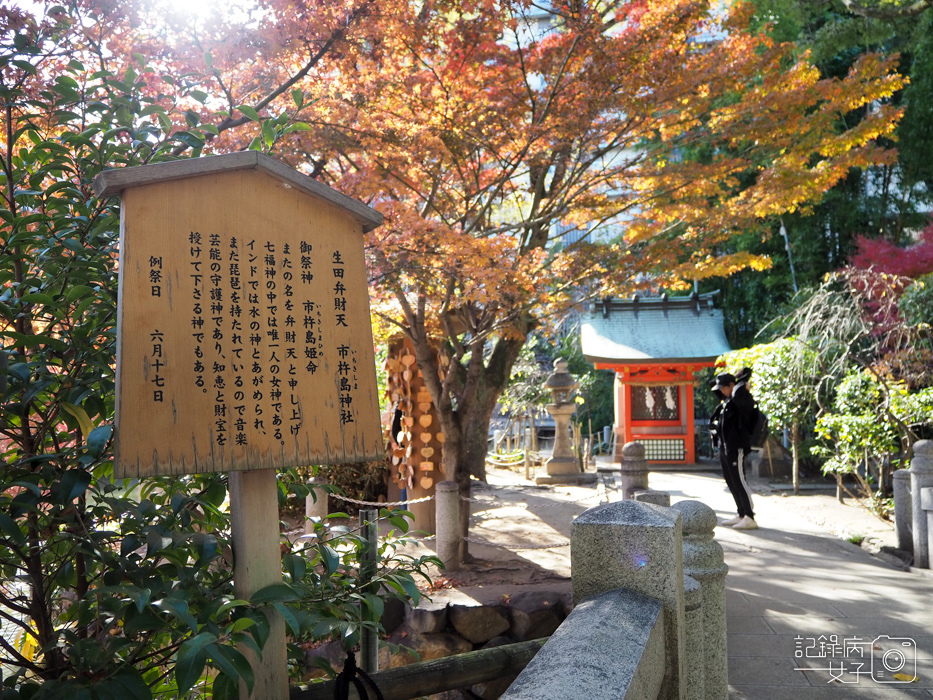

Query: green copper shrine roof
<box><xmin>581</xmin><ymin>292</ymin><xmax>732</xmax><ymax>365</ymax></box>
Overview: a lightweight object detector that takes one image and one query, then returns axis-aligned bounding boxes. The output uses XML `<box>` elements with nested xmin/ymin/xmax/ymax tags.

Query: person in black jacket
<box><xmin>709</xmin><ymin>370</ymin><xmax>758</xmax><ymax>530</ymax></box>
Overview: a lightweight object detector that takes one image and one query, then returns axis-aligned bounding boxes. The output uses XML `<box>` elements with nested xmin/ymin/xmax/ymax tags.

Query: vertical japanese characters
<box><xmin>333</xmin><ymin>250</ymin><xmax>356</xmax><ymax>426</ymax></box>
<box><xmin>164</xmin><ymin>232</ymin><xmax>359</xmax><ymax>448</ymax></box>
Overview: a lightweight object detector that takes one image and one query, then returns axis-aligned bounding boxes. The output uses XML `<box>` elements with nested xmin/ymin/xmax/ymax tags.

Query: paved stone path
<box><xmin>652</xmin><ymin>471</ymin><xmax>932</xmax><ymax>699</ymax></box>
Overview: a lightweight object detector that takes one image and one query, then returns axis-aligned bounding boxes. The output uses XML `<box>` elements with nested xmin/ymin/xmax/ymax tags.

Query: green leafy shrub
<box><xmin>814</xmin><ymin>369</ymin><xmax>933</xmax><ymax>511</ymax></box>
<box><xmin>900</xmin><ymin>273</ymin><xmax>933</xmax><ymax>327</ymax></box>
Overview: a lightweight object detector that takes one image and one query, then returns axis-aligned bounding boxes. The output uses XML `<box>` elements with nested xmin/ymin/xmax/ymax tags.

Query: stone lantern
<box><xmin>540</xmin><ymin>360</ymin><xmax>588</xmax><ymax>482</ymax></box>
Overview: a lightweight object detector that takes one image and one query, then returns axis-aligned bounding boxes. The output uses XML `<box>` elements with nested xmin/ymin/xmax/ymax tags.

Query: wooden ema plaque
<box><xmin>96</xmin><ymin>152</ymin><xmax>385</xmax><ymax>478</ymax></box>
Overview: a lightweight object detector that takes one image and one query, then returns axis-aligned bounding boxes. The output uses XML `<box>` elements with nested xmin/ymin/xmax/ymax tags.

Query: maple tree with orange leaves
<box><xmin>2</xmin><ymin>0</ymin><xmax>908</xmax><ymax>553</ymax></box>
<box><xmin>252</xmin><ymin>0</ymin><xmax>905</xmax><ymax>547</ymax></box>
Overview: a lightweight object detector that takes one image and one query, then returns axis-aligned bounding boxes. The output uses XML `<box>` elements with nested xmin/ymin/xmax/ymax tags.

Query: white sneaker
<box><xmin>732</xmin><ymin>516</ymin><xmax>759</xmax><ymax>530</ymax></box>
<box><xmin>721</xmin><ymin>515</ymin><xmax>743</xmax><ymax>526</ymax></box>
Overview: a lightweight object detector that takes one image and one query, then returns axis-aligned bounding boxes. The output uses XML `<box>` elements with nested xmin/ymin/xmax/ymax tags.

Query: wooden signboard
<box><xmin>96</xmin><ymin>153</ymin><xmax>385</xmax><ymax>700</ymax></box>
<box><xmin>95</xmin><ymin>152</ymin><xmax>384</xmax><ymax>478</ymax></box>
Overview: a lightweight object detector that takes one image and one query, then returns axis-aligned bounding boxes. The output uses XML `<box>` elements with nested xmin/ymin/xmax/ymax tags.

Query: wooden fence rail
<box><xmin>289</xmin><ymin>638</ymin><xmax>546</xmax><ymax>700</ymax></box>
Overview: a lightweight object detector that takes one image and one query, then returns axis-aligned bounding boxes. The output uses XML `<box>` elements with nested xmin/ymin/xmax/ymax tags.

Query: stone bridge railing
<box><xmin>501</xmin><ymin>496</ymin><xmax>728</xmax><ymax>700</ymax></box>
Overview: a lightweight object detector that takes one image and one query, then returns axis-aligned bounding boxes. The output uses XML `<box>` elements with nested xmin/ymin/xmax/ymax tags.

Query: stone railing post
<box><xmin>922</xmin><ymin>488</ymin><xmax>933</xmax><ymax>570</ymax></box>
<box><xmin>304</xmin><ymin>477</ymin><xmax>328</xmax><ymax>535</ymax></box>
<box><xmin>620</xmin><ymin>442</ymin><xmax>650</xmax><ymax>500</ymax></box>
<box><xmin>671</xmin><ymin>500</ymin><xmax>728</xmax><ymax>700</ymax></box>
<box><xmin>572</xmin><ymin>500</ymin><xmax>685</xmax><ymax>700</ymax></box>
<box><xmin>683</xmin><ymin>575</ymin><xmax>705</xmax><ymax>700</ymax></box>
<box><xmin>910</xmin><ymin>441</ymin><xmax>933</xmax><ymax>568</ymax></box>
<box><xmin>435</xmin><ymin>481</ymin><xmax>461</xmax><ymax>571</ymax></box>
<box><xmin>892</xmin><ymin>469</ymin><xmax>912</xmax><ymax>552</ymax></box>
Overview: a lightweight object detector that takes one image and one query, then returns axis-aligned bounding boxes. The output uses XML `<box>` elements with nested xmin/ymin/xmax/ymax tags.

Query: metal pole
<box><xmin>524</xmin><ymin>427</ymin><xmax>532</xmax><ymax>480</ymax></box>
<box><xmin>359</xmin><ymin>508</ymin><xmax>379</xmax><ymax>674</ymax></box>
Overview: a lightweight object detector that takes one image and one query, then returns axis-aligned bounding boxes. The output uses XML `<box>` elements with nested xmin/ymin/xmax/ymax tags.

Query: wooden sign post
<box><xmin>95</xmin><ymin>152</ymin><xmax>385</xmax><ymax>699</ymax></box>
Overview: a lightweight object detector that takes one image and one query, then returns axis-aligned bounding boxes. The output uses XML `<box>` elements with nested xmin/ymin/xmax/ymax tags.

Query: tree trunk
<box><xmin>792</xmin><ymin>420</ymin><xmax>800</xmax><ymax>496</ymax></box>
<box><xmin>454</xmin><ymin>333</ymin><xmax>529</xmax><ymax>559</ymax></box>
<box><xmin>407</xmin><ymin>317</ymin><xmax>531</xmax><ymax>562</ymax></box>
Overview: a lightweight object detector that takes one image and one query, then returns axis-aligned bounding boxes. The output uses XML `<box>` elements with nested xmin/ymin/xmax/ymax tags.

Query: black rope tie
<box><xmin>334</xmin><ymin>651</ymin><xmax>385</xmax><ymax>700</ymax></box>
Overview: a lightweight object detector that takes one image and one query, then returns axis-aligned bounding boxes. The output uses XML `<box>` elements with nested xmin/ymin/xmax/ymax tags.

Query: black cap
<box><xmin>712</xmin><ymin>373</ymin><xmax>736</xmax><ymax>391</ymax></box>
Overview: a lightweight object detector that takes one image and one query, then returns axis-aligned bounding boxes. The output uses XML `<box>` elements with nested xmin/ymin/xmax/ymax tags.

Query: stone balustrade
<box><xmin>501</xmin><ymin>495</ymin><xmax>728</xmax><ymax>700</ymax></box>
<box><xmin>910</xmin><ymin>440</ymin><xmax>933</xmax><ymax>568</ymax></box>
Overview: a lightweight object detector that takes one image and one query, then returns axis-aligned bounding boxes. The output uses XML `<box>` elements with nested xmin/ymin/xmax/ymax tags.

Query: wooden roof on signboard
<box><xmin>94</xmin><ymin>150</ymin><xmax>383</xmax><ymax>232</ymax></box>
<box><xmin>581</xmin><ymin>292</ymin><xmax>732</xmax><ymax>365</ymax></box>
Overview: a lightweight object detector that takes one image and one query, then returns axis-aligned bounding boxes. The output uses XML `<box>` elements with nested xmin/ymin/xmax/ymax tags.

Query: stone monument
<box><xmin>536</xmin><ymin>360</ymin><xmax>596</xmax><ymax>485</ymax></box>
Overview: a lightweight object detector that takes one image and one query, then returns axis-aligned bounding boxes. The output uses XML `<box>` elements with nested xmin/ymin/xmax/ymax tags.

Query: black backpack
<box><xmin>749</xmin><ymin>403</ymin><xmax>770</xmax><ymax>448</ymax></box>
<box><xmin>736</xmin><ymin>367</ymin><xmax>769</xmax><ymax>448</ymax></box>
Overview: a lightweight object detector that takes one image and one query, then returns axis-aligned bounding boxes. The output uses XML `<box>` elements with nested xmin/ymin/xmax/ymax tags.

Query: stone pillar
<box><xmin>304</xmin><ymin>477</ymin><xmax>328</xmax><ymax>535</ymax></box>
<box><xmin>435</xmin><ymin>481</ymin><xmax>461</xmax><ymax>572</ymax></box>
<box><xmin>922</xmin><ymin>488</ymin><xmax>933</xmax><ymax>571</ymax></box>
<box><xmin>892</xmin><ymin>468</ymin><xmax>912</xmax><ymax>552</ymax></box>
<box><xmin>572</xmin><ymin>500</ymin><xmax>685</xmax><ymax>700</ymax></box>
<box><xmin>910</xmin><ymin>441</ymin><xmax>933</xmax><ymax>568</ymax></box>
<box><xmin>634</xmin><ymin>489</ymin><xmax>671</xmax><ymax>507</ymax></box>
<box><xmin>671</xmin><ymin>500</ymin><xmax>728</xmax><ymax>700</ymax></box>
<box><xmin>683</xmin><ymin>575</ymin><xmax>705</xmax><ymax>700</ymax></box>
<box><xmin>620</xmin><ymin>442</ymin><xmax>650</xmax><ymax>499</ymax></box>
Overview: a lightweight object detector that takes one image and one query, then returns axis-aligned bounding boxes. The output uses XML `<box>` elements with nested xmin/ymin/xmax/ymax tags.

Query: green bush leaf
<box><xmin>226</xmin><ymin>617</ymin><xmax>255</xmax><ymax>634</ymax></box>
<box><xmin>271</xmin><ymin>601</ymin><xmax>300</xmax><ymax>636</ymax></box>
<box><xmin>86</xmin><ymin>425</ymin><xmax>112</xmax><ymax>456</ymax></box>
<box><xmin>284</xmin><ymin>553</ymin><xmax>307</xmax><ymax>580</ymax></box>
<box><xmin>261</xmin><ymin>119</ymin><xmax>274</xmax><ymax>148</ymax></box>
<box><xmin>65</xmin><ymin>284</ymin><xmax>93</xmax><ymax>302</ymax></box>
<box><xmin>20</xmin><ymin>292</ymin><xmax>55</xmax><ymax>306</ymax></box>
<box><xmin>319</xmin><ymin>544</ymin><xmax>340</xmax><ymax>575</ymax></box>
<box><xmin>399</xmin><ymin>575</ymin><xmax>421</xmax><ymax>605</ymax></box>
<box><xmin>250</xmin><ymin>582</ymin><xmax>301</xmax><ymax>605</ymax></box>
<box><xmin>58</xmin><ymin>468</ymin><xmax>92</xmax><ymax>503</ymax></box>
<box><xmin>175</xmin><ymin>131</ymin><xmax>204</xmax><ymax>149</ymax></box>
<box><xmin>156</xmin><ymin>596</ymin><xmax>198</xmax><ymax>631</ymax></box>
<box><xmin>211</xmin><ymin>673</ymin><xmax>238</xmax><ymax>700</ymax></box>
<box><xmin>123</xmin><ymin>611</ymin><xmax>162</xmax><ymax>637</ymax></box>
<box><xmin>0</xmin><ymin>511</ymin><xmax>25</xmax><ymax>546</ymax></box>
<box><xmin>237</xmin><ymin>105</ymin><xmax>260</xmax><ymax>121</ymax></box>
<box><xmin>175</xmin><ymin>632</ymin><xmax>216</xmax><ymax>693</ymax></box>
<box><xmin>215</xmin><ymin>598</ymin><xmax>251</xmax><ymax>617</ymax></box>
<box><xmin>208</xmin><ymin>643</ymin><xmax>254</xmax><ymax>694</ymax></box>
<box><xmin>106</xmin><ymin>669</ymin><xmax>152</xmax><ymax>700</ymax></box>
<box><xmin>363</xmin><ymin>594</ymin><xmax>384</xmax><ymax>619</ymax></box>
<box><xmin>7</xmin><ymin>362</ymin><xmax>31</xmax><ymax>383</ymax></box>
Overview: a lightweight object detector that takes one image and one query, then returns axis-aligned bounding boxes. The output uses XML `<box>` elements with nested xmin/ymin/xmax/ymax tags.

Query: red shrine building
<box><xmin>581</xmin><ymin>293</ymin><xmax>732</xmax><ymax>464</ymax></box>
